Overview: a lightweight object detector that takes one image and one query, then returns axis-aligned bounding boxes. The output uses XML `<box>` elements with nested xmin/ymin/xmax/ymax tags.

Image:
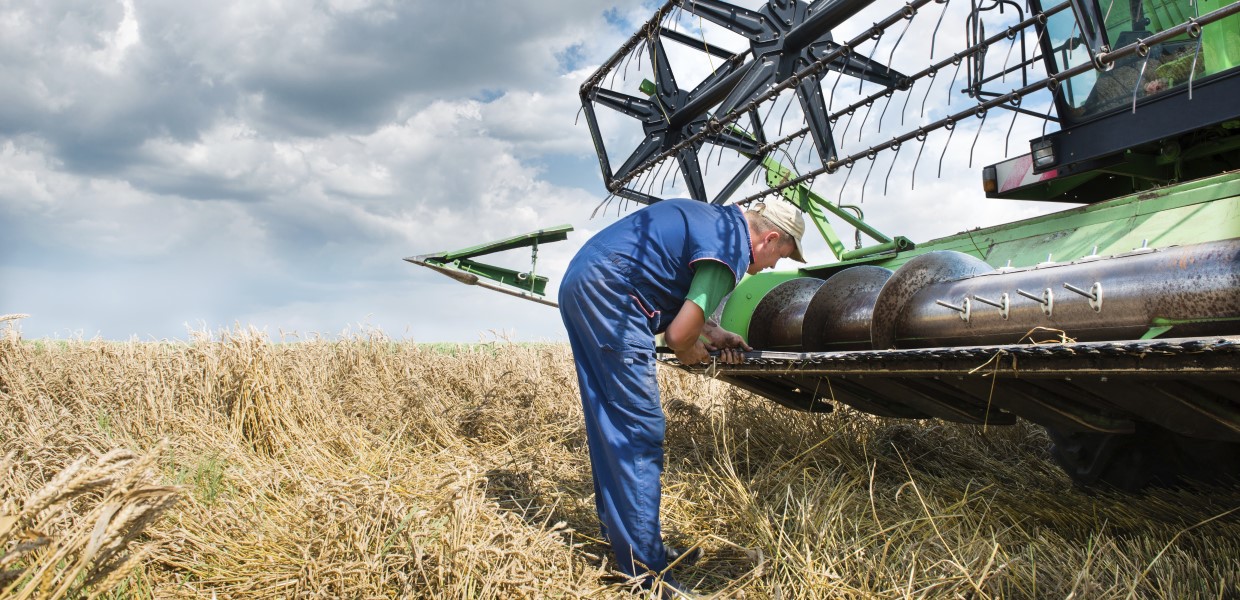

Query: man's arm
<box><xmin>664</xmin><ymin>262</ymin><xmax>750</xmax><ymax>364</ymax></box>
<box><xmin>664</xmin><ymin>300</ymin><xmax>709</xmax><ymax>364</ymax></box>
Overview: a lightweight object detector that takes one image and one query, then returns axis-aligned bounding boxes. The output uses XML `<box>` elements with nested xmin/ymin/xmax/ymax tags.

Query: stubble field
<box><xmin>1</xmin><ymin>323</ymin><xmax>1238</xmax><ymax>599</ymax></box>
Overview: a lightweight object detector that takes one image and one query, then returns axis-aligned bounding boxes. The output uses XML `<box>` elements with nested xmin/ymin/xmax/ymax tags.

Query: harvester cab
<box><xmin>410</xmin><ymin>0</ymin><xmax>1240</xmax><ymax>490</ymax></box>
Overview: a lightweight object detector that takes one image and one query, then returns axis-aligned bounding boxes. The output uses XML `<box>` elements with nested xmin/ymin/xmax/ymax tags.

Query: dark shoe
<box><xmin>666</xmin><ymin>546</ymin><xmax>703</xmax><ymax>568</ymax></box>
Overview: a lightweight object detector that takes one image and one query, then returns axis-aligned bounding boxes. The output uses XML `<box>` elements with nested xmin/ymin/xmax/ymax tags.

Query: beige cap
<box><xmin>753</xmin><ymin>200</ymin><xmax>806</xmax><ymax>262</ymax></box>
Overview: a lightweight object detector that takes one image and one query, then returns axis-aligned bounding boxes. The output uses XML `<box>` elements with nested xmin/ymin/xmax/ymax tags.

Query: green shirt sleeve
<box><xmin>687</xmin><ymin>261</ymin><xmax>736</xmax><ymax>318</ymax></box>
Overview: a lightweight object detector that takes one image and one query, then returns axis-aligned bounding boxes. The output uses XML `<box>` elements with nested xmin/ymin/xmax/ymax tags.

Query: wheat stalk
<box><xmin>0</xmin><ymin>443</ymin><xmax>179</xmax><ymax>599</ymax></box>
<box><xmin>1</xmin><ymin>329</ymin><xmax>1236</xmax><ymax>598</ymax></box>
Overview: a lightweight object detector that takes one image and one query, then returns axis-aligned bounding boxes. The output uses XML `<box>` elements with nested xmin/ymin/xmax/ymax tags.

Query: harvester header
<box><xmin>413</xmin><ymin>0</ymin><xmax>1240</xmax><ymax>490</ymax></box>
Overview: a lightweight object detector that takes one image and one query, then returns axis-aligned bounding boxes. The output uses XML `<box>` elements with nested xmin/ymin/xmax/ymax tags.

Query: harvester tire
<box><xmin>1047</xmin><ymin>423</ymin><xmax>1240</xmax><ymax>491</ymax></box>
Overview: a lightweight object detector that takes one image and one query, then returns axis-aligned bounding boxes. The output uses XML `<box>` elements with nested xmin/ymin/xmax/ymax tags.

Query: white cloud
<box><xmin>1</xmin><ymin>0</ymin><xmax>1081</xmax><ymax>342</ymax></box>
<box><xmin>89</xmin><ymin>0</ymin><xmax>140</xmax><ymax>74</ymax></box>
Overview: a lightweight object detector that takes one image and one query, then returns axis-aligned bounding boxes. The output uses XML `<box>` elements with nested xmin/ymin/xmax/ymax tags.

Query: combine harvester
<box><xmin>411</xmin><ymin>0</ymin><xmax>1240</xmax><ymax>490</ymax></box>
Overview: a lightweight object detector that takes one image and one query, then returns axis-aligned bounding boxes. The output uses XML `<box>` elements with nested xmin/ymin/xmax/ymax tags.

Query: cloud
<box><xmin>1</xmin><ymin>0</ymin><xmax>640</xmax><ymax>341</ymax></box>
<box><xmin>0</xmin><ymin>86</ymin><xmax>607</xmax><ymax>342</ymax></box>
<box><xmin>0</xmin><ymin>0</ymin><xmax>626</xmax><ymax>171</ymax></box>
<box><xmin>1</xmin><ymin>0</ymin><xmax>1077</xmax><ymax>342</ymax></box>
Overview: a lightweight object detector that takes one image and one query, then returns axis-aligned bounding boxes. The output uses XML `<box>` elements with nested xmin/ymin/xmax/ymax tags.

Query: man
<box><xmin>558</xmin><ymin>198</ymin><xmax>806</xmax><ymax>592</ymax></box>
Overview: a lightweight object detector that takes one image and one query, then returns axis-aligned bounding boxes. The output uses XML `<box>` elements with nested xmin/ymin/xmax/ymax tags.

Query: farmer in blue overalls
<box><xmin>559</xmin><ymin>198</ymin><xmax>806</xmax><ymax>593</ymax></box>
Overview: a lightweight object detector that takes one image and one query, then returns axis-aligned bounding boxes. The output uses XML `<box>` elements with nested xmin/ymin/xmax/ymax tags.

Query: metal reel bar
<box><xmin>593</xmin><ymin>0</ymin><xmax>941</xmax><ymax>198</ymax></box>
<box><xmin>733</xmin><ymin>0</ymin><xmax>1240</xmax><ymax>207</ymax></box>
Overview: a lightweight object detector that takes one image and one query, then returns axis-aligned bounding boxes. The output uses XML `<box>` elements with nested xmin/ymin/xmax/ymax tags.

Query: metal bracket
<box><xmin>936</xmin><ymin>297</ymin><xmax>973</xmax><ymax>322</ymax></box>
<box><xmin>1063</xmin><ymin>281</ymin><xmax>1102</xmax><ymax>312</ymax></box>
<box><xmin>1017</xmin><ymin>287</ymin><xmax>1054</xmax><ymax>316</ymax></box>
<box><xmin>973</xmin><ymin>292</ymin><xmax>1010</xmax><ymax>319</ymax></box>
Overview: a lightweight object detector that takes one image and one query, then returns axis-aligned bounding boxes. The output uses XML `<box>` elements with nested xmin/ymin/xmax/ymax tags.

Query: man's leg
<box><xmin>579</xmin><ymin>342</ymin><xmax>668</xmax><ymax>578</ymax></box>
<box><xmin>561</xmin><ymin>283</ymin><xmax>670</xmax><ymax>582</ymax></box>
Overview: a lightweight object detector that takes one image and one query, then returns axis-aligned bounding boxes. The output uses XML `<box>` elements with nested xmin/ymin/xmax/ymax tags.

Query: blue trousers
<box><xmin>559</xmin><ymin>246</ymin><xmax>671</xmax><ymax>581</ymax></box>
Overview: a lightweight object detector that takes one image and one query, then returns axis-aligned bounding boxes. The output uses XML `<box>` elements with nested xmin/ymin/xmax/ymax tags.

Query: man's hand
<box><xmin>700</xmin><ymin>322</ymin><xmax>750</xmax><ymax>365</ymax></box>
<box><xmin>673</xmin><ymin>340</ymin><xmax>710</xmax><ymax>365</ymax></box>
<box><xmin>665</xmin><ymin>304</ymin><xmax>750</xmax><ymax>366</ymax></box>
<box><xmin>701</xmin><ymin>322</ymin><xmax>750</xmax><ymax>350</ymax></box>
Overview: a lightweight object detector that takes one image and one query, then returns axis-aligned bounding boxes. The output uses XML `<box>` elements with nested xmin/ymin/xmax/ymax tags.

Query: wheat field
<box><xmin>1</xmin><ymin>321</ymin><xmax>1238</xmax><ymax>599</ymax></box>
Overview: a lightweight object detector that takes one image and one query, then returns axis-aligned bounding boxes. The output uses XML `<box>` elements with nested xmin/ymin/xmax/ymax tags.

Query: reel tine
<box><xmin>920</xmin><ymin>68</ymin><xmax>938</xmax><ymax>118</ymax></box>
<box><xmin>761</xmin><ymin>97</ymin><xmax>779</xmax><ymax>131</ymax></box>
<box><xmin>794</xmin><ymin>127</ymin><xmax>811</xmax><ymax>166</ymax></box>
<box><xmin>861</xmin><ymin>10</ymin><xmax>913</xmax><ymax>137</ymax></box>
<box><xmin>647</xmin><ymin>157</ymin><xmax>668</xmax><ymax>196</ymax></box>
<box><xmin>969</xmin><ymin>106</ymin><xmax>988</xmax><ymax>168</ymax></box>
<box><xmin>650</xmin><ymin>159</ymin><xmax>664</xmax><ymax>196</ymax></box>
<box><xmin>1001</xmin><ymin>30</ymin><xmax>1019</xmax><ymax>83</ymax></box>
<box><xmin>911</xmin><ymin>130</ymin><xmax>928</xmax><ymax>190</ymax></box>
<box><xmin>860</xmin><ymin>31</ymin><xmax>885</xmax><ymax>95</ymax></box>
<box><xmin>639</xmin><ymin>38</ymin><xmax>649</xmax><ymax>83</ymax></box>
<box><xmin>719</xmin><ymin>123</ymin><xmax>734</xmax><ymax>167</ymax></box>
<box><xmin>930</xmin><ymin>0</ymin><xmax>951</xmax><ymax>60</ymax></box>
<box><xmin>884</xmin><ymin>140</ymin><xmax>902</xmax><ymax>196</ymax></box>
<box><xmin>635</xmin><ymin>161</ymin><xmax>652</xmax><ymax>197</ymax></box>
<box><xmin>1132</xmin><ymin>46</ymin><xmax>1153</xmax><ymax>114</ymax></box>
<box><xmin>660</xmin><ymin>157</ymin><xmax>675</xmax><ymax>195</ymax></box>
<box><xmin>1188</xmin><ymin>28</ymin><xmax>1203</xmax><ymax>100</ymax></box>
<box><xmin>858</xmin><ymin>100</ymin><xmax>874</xmax><ymax>142</ymax></box>
<box><xmin>946</xmin><ymin>56</ymin><xmax>964</xmax><ymax>107</ymax></box>
<box><xmin>1004</xmin><ymin>96</ymin><xmax>1021</xmax><ymax>157</ymax></box>
<box><xmin>610</xmin><ymin>39</ymin><xmax>635</xmax><ymax>90</ymax></box>
<box><xmin>938</xmin><ymin>118</ymin><xmax>957</xmax><ymax>178</ymax></box>
<box><xmin>591</xmin><ymin>193</ymin><xmax>612</xmax><ymax>219</ymax></box>
<box><xmin>886</xmin><ymin>11</ymin><xmax>915</xmax><ymax>67</ymax></box>
<box><xmin>828</xmin><ymin>66</ymin><xmax>846</xmax><ymax>113</ymax></box>
<box><xmin>1042</xmin><ymin>82</ymin><xmax>1058</xmax><ymax>138</ymax></box>
<box><xmin>837</xmin><ymin>161</ymin><xmax>854</xmax><ymax>205</ymax></box>
<box><xmin>860</xmin><ymin>152</ymin><xmax>878</xmax><ymax>203</ymax></box>
<box><xmin>778</xmin><ymin>94</ymin><xmax>794</xmax><ymax>136</ymax></box>
<box><xmin>877</xmin><ymin>91</ymin><xmax>895</xmax><ymax>133</ymax></box>
<box><xmin>900</xmin><ymin>79</ymin><xmax>915</xmax><ymax>126</ymax></box>
<box><xmin>622</xmin><ymin>43</ymin><xmax>634</xmax><ymax>83</ymax></box>
<box><xmin>838</xmin><ymin>109</ymin><xmax>856</xmax><ymax>149</ymax></box>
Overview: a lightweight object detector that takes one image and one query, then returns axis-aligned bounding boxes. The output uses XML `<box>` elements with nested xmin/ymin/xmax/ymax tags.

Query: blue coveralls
<box><xmin>558</xmin><ymin>199</ymin><xmax>751</xmax><ymax>583</ymax></box>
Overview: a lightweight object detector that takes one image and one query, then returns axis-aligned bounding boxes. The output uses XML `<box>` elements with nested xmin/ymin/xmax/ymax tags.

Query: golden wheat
<box><xmin>1</xmin><ymin>321</ymin><xmax>1237</xmax><ymax>599</ymax></box>
<box><xmin>0</xmin><ymin>444</ymin><xmax>179</xmax><ymax>599</ymax></box>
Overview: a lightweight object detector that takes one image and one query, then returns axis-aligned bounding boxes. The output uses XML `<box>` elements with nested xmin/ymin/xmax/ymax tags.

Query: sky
<box><xmin>0</xmin><ymin>0</ymin><xmax>1068</xmax><ymax>343</ymax></box>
